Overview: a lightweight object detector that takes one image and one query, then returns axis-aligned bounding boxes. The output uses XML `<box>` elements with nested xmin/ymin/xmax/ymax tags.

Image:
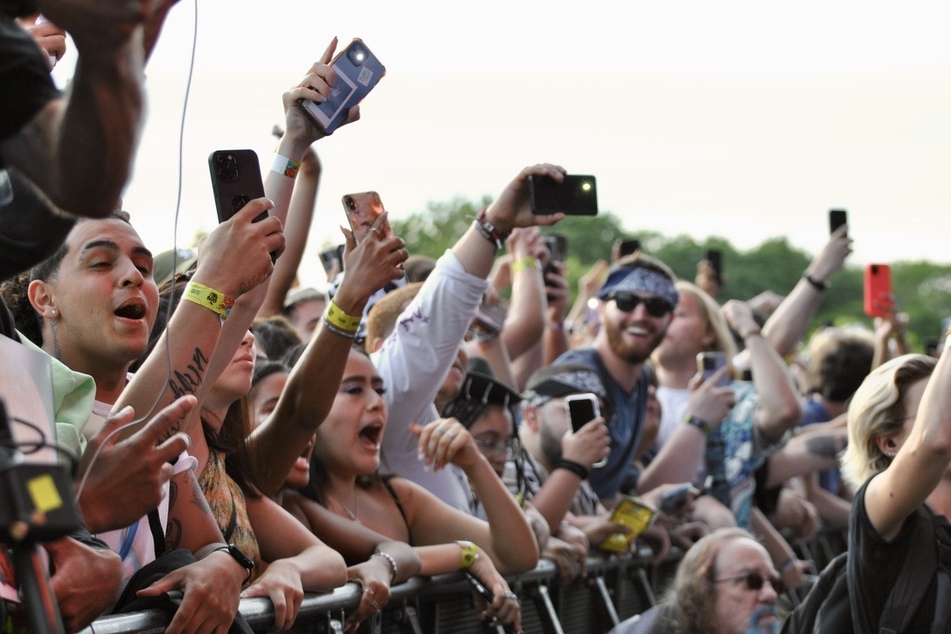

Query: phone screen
<box><xmin>616</xmin><ymin>238</ymin><xmax>641</xmax><ymax>259</ymax></box>
<box><xmin>529</xmin><ymin>174</ymin><xmax>598</xmax><ymax>216</ymax></box>
<box><xmin>829</xmin><ymin>209</ymin><xmax>848</xmax><ymax>234</ymax></box>
<box><xmin>565</xmin><ymin>394</ymin><xmax>600</xmax><ymax>433</ymax></box>
<box><xmin>341</xmin><ymin>191</ymin><xmax>393</xmax><ymax>243</ymax></box>
<box><xmin>697</xmin><ymin>352</ymin><xmax>730</xmax><ymax>387</ymax></box>
<box><xmin>208</xmin><ymin>149</ymin><xmax>268</xmax><ymax>224</ymax></box>
<box><xmin>705</xmin><ymin>249</ymin><xmax>723</xmax><ymax>284</ymax></box>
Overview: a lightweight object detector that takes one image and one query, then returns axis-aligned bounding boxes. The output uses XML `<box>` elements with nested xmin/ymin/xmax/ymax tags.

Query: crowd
<box><xmin>2</xmin><ymin>1</ymin><xmax>950</xmax><ymax>634</ymax></box>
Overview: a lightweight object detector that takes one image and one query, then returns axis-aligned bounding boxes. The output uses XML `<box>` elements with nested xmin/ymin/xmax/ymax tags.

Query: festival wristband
<box><xmin>183</xmin><ymin>281</ymin><xmax>233</xmax><ymax>319</ymax></box>
<box><xmin>456</xmin><ymin>540</ymin><xmax>479</xmax><ymax>570</ymax></box>
<box><xmin>511</xmin><ymin>256</ymin><xmax>538</xmax><ymax>274</ymax></box>
<box><xmin>324</xmin><ymin>300</ymin><xmax>362</xmax><ymax>333</ymax></box>
<box><xmin>271</xmin><ymin>153</ymin><xmax>301</xmax><ymax>179</ymax></box>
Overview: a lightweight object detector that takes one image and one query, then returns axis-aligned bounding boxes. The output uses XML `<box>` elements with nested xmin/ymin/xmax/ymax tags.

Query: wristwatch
<box><xmin>215</xmin><ymin>544</ymin><xmax>254</xmax><ymax>583</ymax></box>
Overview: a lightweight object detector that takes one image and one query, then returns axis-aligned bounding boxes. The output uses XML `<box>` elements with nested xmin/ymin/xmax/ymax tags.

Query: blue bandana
<box><xmin>596</xmin><ymin>266</ymin><xmax>679</xmax><ymax>307</ymax></box>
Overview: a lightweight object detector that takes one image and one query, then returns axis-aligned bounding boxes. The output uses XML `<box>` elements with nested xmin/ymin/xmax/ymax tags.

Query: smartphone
<box><xmin>829</xmin><ymin>208</ymin><xmax>848</xmax><ymax>235</ymax></box>
<box><xmin>319</xmin><ymin>244</ymin><xmax>344</xmax><ymax>275</ymax></box>
<box><xmin>469</xmin><ymin>297</ymin><xmax>508</xmax><ymax>342</ymax></box>
<box><xmin>298</xmin><ymin>38</ymin><xmax>385</xmax><ymax>135</ymax></box>
<box><xmin>599</xmin><ymin>496</ymin><xmax>657</xmax><ymax>553</ymax></box>
<box><xmin>464</xmin><ymin>571</ymin><xmax>494</xmax><ymax>603</ymax></box>
<box><xmin>543</xmin><ymin>233</ymin><xmax>568</xmax><ymax>283</ymax></box>
<box><xmin>705</xmin><ymin>249</ymin><xmax>723</xmax><ymax>284</ymax></box>
<box><xmin>529</xmin><ymin>174</ymin><xmax>598</xmax><ymax>216</ymax></box>
<box><xmin>208</xmin><ymin>149</ymin><xmax>268</xmax><ymax>224</ymax></box>
<box><xmin>697</xmin><ymin>351</ymin><xmax>730</xmax><ymax>387</ymax></box>
<box><xmin>615</xmin><ymin>238</ymin><xmax>641</xmax><ymax>260</ymax></box>
<box><xmin>658</xmin><ymin>483</ymin><xmax>692</xmax><ymax>515</ymax></box>
<box><xmin>565</xmin><ymin>393</ymin><xmax>600</xmax><ymax>433</ymax></box>
<box><xmin>864</xmin><ymin>263</ymin><xmax>893</xmax><ymax>319</ymax></box>
<box><xmin>341</xmin><ymin>191</ymin><xmax>393</xmax><ymax>243</ymax></box>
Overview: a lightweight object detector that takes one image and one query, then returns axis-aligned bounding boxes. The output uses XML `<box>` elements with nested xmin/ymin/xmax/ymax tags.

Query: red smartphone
<box><xmin>341</xmin><ymin>191</ymin><xmax>393</xmax><ymax>243</ymax></box>
<box><xmin>864</xmin><ymin>263</ymin><xmax>893</xmax><ymax>318</ymax></box>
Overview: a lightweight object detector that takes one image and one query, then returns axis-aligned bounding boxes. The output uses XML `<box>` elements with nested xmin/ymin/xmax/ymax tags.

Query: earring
<box><xmin>884</xmin><ymin>450</ymin><xmax>897</xmax><ymax>458</ymax></box>
<box><xmin>49</xmin><ymin>308</ymin><xmax>57</xmax><ymax>317</ymax></box>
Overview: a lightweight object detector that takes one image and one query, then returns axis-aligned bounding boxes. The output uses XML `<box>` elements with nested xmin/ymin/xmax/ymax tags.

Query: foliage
<box><xmin>390</xmin><ymin>197</ymin><xmax>951</xmax><ymax>352</ymax></box>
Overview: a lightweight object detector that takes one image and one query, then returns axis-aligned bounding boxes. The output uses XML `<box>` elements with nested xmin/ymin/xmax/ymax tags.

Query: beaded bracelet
<box><xmin>456</xmin><ymin>540</ymin><xmax>479</xmax><ymax>570</ymax></box>
<box><xmin>324</xmin><ymin>300</ymin><xmax>362</xmax><ymax>333</ymax></box>
<box><xmin>474</xmin><ymin>208</ymin><xmax>512</xmax><ymax>251</ymax></box>
<box><xmin>371</xmin><ymin>550</ymin><xmax>399</xmax><ymax>582</ymax></box>
<box><xmin>271</xmin><ymin>153</ymin><xmax>301</xmax><ymax>179</ymax></box>
<box><xmin>183</xmin><ymin>281</ymin><xmax>234</xmax><ymax>319</ymax></box>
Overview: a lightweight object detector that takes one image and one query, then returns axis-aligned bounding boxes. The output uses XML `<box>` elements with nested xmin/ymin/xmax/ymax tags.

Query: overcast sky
<box><xmin>51</xmin><ymin>0</ymin><xmax>951</xmax><ymax>291</ymax></box>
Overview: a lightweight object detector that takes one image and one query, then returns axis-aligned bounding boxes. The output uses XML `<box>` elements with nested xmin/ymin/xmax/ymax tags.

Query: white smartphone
<box><xmin>565</xmin><ymin>393</ymin><xmax>606</xmax><ymax>469</ymax></box>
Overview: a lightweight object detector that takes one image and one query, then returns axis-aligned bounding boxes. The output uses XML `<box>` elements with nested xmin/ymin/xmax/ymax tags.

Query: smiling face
<box><xmin>599</xmin><ymin>294</ymin><xmax>672</xmax><ymax>366</ymax></box>
<box><xmin>30</xmin><ymin>217</ymin><xmax>158</xmax><ymax>381</ymax></box>
<box><xmin>314</xmin><ymin>349</ymin><xmax>387</xmax><ymax>477</ymax></box>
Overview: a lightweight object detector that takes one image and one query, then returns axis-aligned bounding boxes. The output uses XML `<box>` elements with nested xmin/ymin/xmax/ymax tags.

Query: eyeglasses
<box><xmin>714</xmin><ymin>571</ymin><xmax>786</xmax><ymax>595</ymax></box>
<box><xmin>474</xmin><ymin>437</ymin><xmax>517</xmax><ymax>458</ymax></box>
<box><xmin>608</xmin><ymin>292</ymin><xmax>673</xmax><ymax>318</ymax></box>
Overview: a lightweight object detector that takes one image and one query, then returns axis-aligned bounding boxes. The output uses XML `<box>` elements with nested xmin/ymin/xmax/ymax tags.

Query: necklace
<box><xmin>330</xmin><ymin>491</ymin><xmax>360</xmax><ymax>523</ymax></box>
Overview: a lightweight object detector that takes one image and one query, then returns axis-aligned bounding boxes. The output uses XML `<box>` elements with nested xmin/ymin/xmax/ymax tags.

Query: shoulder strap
<box><xmin>878</xmin><ymin>506</ymin><xmax>938</xmax><ymax>634</ymax></box>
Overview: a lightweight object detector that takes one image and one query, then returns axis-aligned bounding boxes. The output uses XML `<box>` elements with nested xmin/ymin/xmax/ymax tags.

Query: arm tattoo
<box><xmin>168</xmin><ymin>346</ymin><xmax>210</xmax><ymax>399</ymax></box>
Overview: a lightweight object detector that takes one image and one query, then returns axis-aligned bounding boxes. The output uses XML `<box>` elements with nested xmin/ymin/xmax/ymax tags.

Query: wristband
<box><xmin>271</xmin><ymin>153</ymin><xmax>301</xmax><ymax>179</ymax></box>
<box><xmin>456</xmin><ymin>540</ymin><xmax>479</xmax><ymax>570</ymax></box>
<box><xmin>371</xmin><ymin>550</ymin><xmax>399</xmax><ymax>582</ymax></box>
<box><xmin>511</xmin><ymin>256</ymin><xmax>538</xmax><ymax>274</ymax></box>
<box><xmin>553</xmin><ymin>458</ymin><xmax>590</xmax><ymax>480</ymax></box>
<box><xmin>183</xmin><ymin>281</ymin><xmax>234</xmax><ymax>319</ymax></box>
<box><xmin>324</xmin><ymin>300</ymin><xmax>362</xmax><ymax>333</ymax></box>
<box><xmin>322</xmin><ymin>318</ymin><xmax>356</xmax><ymax>339</ymax></box>
<box><xmin>474</xmin><ymin>208</ymin><xmax>512</xmax><ymax>251</ymax></box>
<box><xmin>683</xmin><ymin>415</ymin><xmax>712</xmax><ymax>436</ymax></box>
<box><xmin>779</xmin><ymin>558</ymin><xmax>797</xmax><ymax>574</ymax></box>
<box><xmin>803</xmin><ymin>274</ymin><xmax>829</xmax><ymax>291</ymax></box>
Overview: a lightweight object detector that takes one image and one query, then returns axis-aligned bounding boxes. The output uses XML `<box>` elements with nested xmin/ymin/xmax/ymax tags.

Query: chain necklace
<box><xmin>329</xmin><ymin>491</ymin><xmax>360</xmax><ymax>523</ymax></box>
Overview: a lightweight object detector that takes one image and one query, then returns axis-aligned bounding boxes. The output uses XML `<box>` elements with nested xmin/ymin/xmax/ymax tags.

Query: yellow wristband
<box><xmin>456</xmin><ymin>540</ymin><xmax>479</xmax><ymax>570</ymax></box>
<box><xmin>271</xmin><ymin>153</ymin><xmax>301</xmax><ymax>179</ymax></box>
<box><xmin>511</xmin><ymin>256</ymin><xmax>538</xmax><ymax>275</ymax></box>
<box><xmin>184</xmin><ymin>281</ymin><xmax>233</xmax><ymax>319</ymax></box>
<box><xmin>324</xmin><ymin>300</ymin><xmax>362</xmax><ymax>333</ymax></box>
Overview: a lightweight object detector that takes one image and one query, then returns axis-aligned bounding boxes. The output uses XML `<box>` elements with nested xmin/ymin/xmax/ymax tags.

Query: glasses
<box><xmin>714</xmin><ymin>571</ymin><xmax>786</xmax><ymax>595</ymax></box>
<box><xmin>608</xmin><ymin>292</ymin><xmax>673</xmax><ymax>318</ymax></box>
<box><xmin>474</xmin><ymin>437</ymin><xmax>517</xmax><ymax>458</ymax></box>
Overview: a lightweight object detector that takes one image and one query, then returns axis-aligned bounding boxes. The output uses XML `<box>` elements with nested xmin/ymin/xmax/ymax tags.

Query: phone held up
<box><xmin>565</xmin><ymin>393</ymin><xmax>606</xmax><ymax>469</ymax></box>
<box><xmin>705</xmin><ymin>249</ymin><xmax>723</xmax><ymax>285</ymax></box>
<box><xmin>298</xmin><ymin>38</ymin><xmax>385</xmax><ymax>136</ymax></box>
<box><xmin>864</xmin><ymin>263</ymin><xmax>893</xmax><ymax>319</ymax></box>
<box><xmin>529</xmin><ymin>174</ymin><xmax>598</xmax><ymax>216</ymax></box>
<box><xmin>341</xmin><ymin>191</ymin><xmax>393</xmax><ymax>244</ymax></box>
<box><xmin>209</xmin><ymin>149</ymin><xmax>268</xmax><ymax>224</ymax></box>
<box><xmin>829</xmin><ymin>208</ymin><xmax>848</xmax><ymax>235</ymax></box>
<box><xmin>614</xmin><ymin>237</ymin><xmax>641</xmax><ymax>261</ymax></box>
<box><xmin>697</xmin><ymin>351</ymin><xmax>730</xmax><ymax>387</ymax></box>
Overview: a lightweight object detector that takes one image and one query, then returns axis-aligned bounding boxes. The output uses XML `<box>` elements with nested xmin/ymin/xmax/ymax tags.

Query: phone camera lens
<box><xmin>215</xmin><ymin>154</ymin><xmax>240</xmax><ymax>183</ymax></box>
<box><xmin>345</xmin><ymin>196</ymin><xmax>356</xmax><ymax>211</ymax></box>
<box><xmin>347</xmin><ymin>44</ymin><xmax>366</xmax><ymax>66</ymax></box>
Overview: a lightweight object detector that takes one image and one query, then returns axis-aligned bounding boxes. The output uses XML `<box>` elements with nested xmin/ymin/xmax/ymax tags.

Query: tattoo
<box><xmin>168</xmin><ymin>346</ymin><xmax>209</xmax><ymax>399</ymax></box>
<box><xmin>166</xmin><ymin>479</ymin><xmax>181</xmax><ymax>550</ymax></box>
<box><xmin>806</xmin><ymin>435</ymin><xmax>845</xmax><ymax>459</ymax></box>
<box><xmin>50</xmin><ymin>321</ymin><xmax>62</xmax><ymax>360</ymax></box>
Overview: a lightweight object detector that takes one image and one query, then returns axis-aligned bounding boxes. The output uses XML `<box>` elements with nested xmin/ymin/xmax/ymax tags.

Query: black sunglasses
<box><xmin>609</xmin><ymin>292</ymin><xmax>673</xmax><ymax>318</ymax></box>
<box><xmin>714</xmin><ymin>571</ymin><xmax>786</xmax><ymax>595</ymax></box>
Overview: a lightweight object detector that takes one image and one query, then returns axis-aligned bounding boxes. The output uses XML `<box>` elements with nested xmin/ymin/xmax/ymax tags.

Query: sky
<box><xmin>50</xmin><ymin>0</ymin><xmax>951</xmax><ymax>291</ymax></box>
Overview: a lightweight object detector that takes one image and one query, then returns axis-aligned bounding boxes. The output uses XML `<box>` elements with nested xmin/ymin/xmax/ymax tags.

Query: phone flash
<box><xmin>581</xmin><ymin>182</ymin><xmax>592</xmax><ymax>192</ymax></box>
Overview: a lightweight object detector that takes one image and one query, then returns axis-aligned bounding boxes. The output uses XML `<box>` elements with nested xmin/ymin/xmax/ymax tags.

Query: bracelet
<box><xmin>511</xmin><ymin>256</ymin><xmax>538</xmax><ymax>274</ymax></box>
<box><xmin>803</xmin><ymin>274</ymin><xmax>829</xmax><ymax>291</ymax></box>
<box><xmin>553</xmin><ymin>458</ymin><xmax>590</xmax><ymax>480</ymax></box>
<box><xmin>183</xmin><ymin>281</ymin><xmax>234</xmax><ymax>319</ymax></box>
<box><xmin>779</xmin><ymin>557</ymin><xmax>797</xmax><ymax>574</ymax></box>
<box><xmin>271</xmin><ymin>153</ymin><xmax>301</xmax><ymax>179</ymax></box>
<box><xmin>370</xmin><ymin>550</ymin><xmax>399</xmax><ymax>582</ymax></box>
<box><xmin>456</xmin><ymin>540</ymin><xmax>479</xmax><ymax>570</ymax></box>
<box><xmin>322</xmin><ymin>318</ymin><xmax>356</xmax><ymax>339</ymax></box>
<box><xmin>683</xmin><ymin>414</ymin><xmax>712</xmax><ymax>436</ymax></box>
<box><xmin>324</xmin><ymin>300</ymin><xmax>362</xmax><ymax>333</ymax></box>
<box><xmin>473</xmin><ymin>208</ymin><xmax>512</xmax><ymax>251</ymax></box>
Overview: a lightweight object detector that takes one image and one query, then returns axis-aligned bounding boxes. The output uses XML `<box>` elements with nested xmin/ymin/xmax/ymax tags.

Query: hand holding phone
<box><xmin>298</xmin><ymin>38</ymin><xmax>385</xmax><ymax>135</ymax></box>
<box><xmin>864</xmin><ymin>263</ymin><xmax>893</xmax><ymax>319</ymax></box>
<box><xmin>529</xmin><ymin>174</ymin><xmax>598</xmax><ymax>216</ymax></box>
<box><xmin>341</xmin><ymin>191</ymin><xmax>393</xmax><ymax>243</ymax></box>
<box><xmin>565</xmin><ymin>393</ymin><xmax>607</xmax><ymax>469</ymax></box>
<box><xmin>209</xmin><ymin>150</ymin><xmax>268</xmax><ymax>224</ymax></box>
<box><xmin>697</xmin><ymin>352</ymin><xmax>730</xmax><ymax>387</ymax></box>
<box><xmin>829</xmin><ymin>208</ymin><xmax>848</xmax><ymax>235</ymax></box>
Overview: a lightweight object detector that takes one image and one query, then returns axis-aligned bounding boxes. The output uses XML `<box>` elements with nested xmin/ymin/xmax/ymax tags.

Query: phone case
<box><xmin>697</xmin><ymin>352</ymin><xmax>730</xmax><ymax>387</ymax></box>
<box><xmin>864</xmin><ymin>263</ymin><xmax>893</xmax><ymax>318</ymax></box>
<box><xmin>529</xmin><ymin>174</ymin><xmax>598</xmax><ymax>216</ymax></box>
<box><xmin>298</xmin><ymin>38</ymin><xmax>385</xmax><ymax>135</ymax></box>
<box><xmin>599</xmin><ymin>496</ymin><xmax>656</xmax><ymax>553</ymax></box>
<box><xmin>208</xmin><ymin>150</ymin><xmax>267</xmax><ymax>224</ymax></box>
<box><xmin>829</xmin><ymin>209</ymin><xmax>848</xmax><ymax>234</ymax></box>
<box><xmin>565</xmin><ymin>393</ymin><xmax>600</xmax><ymax>433</ymax></box>
<box><xmin>341</xmin><ymin>191</ymin><xmax>392</xmax><ymax>243</ymax></box>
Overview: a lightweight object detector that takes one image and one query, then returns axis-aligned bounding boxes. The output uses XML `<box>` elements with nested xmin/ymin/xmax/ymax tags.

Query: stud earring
<box><xmin>49</xmin><ymin>308</ymin><xmax>57</xmax><ymax>316</ymax></box>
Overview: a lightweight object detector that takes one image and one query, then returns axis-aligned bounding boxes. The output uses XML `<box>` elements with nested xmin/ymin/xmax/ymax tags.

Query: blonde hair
<box><xmin>840</xmin><ymin>353</ymin><xmax>936</xmax><ymax>488</ymax></box>
<box><xmin>675</xmin><ymin>281</ymin><xmax>738</xmax><ymax>360</ymax></box>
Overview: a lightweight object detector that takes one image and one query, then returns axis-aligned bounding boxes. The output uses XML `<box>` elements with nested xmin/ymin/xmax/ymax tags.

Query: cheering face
<box><xmin>600</xmin><ymin>294</ymin><xmax>672</xmax><ymax>365</ymax></box>
<box><xmin>315</xmin><ymin>349</ymin><xmax>388</xmax><ymax>477</ymax></box>
<box><xmin>32</xmin><ymin>218</ymin><xmax>158</xmax><ymax>371</ymax></box>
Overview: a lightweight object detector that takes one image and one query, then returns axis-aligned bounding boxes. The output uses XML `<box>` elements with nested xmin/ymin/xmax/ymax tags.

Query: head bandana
<box><xmin>596</xmin><ymin>266</ymin><xmax>679</xmax><ymax>308</ymax></box>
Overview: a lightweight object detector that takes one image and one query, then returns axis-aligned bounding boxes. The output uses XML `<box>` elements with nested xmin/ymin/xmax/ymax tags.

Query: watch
<box><xmin>215</xmin><ymin>544</ymin><xmax>254</xmax><ymax>583</ymax></box>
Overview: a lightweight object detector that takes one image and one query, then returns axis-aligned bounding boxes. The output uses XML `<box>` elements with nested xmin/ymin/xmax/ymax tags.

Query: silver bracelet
<box><xmin>371</xmin><ymin>549</ymin><xmax>398</xmax><ymax>582</ymax></box>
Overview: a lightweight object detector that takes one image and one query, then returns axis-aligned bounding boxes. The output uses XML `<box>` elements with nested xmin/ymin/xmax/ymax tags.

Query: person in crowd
<box><xmin>365</xmin><ymin>163</ymin><xmax>566</xmax><ymax>512</ymax></box>
<box><xmin>282</xmin><ymin>345</ymin><xmax>535</xmax><ymax>630</ymax></box>
<box><xmin>554</xmin><ymin>252</ymin><xmax>680</xmax><ymax>505</ymax></box>
<box><xmin>837</xmin><ymin>352</ymin><xmax>951</xmax><ymax>631</ymax></box>
<box><xmin>278</xmin><ymin>286</ymin><xmax>327</xmax><ymax>342</ymax></box>
<box><xmin>609</xmin><ymin>527</ymin><xmax>783</xmax><ymax>634</ymax></box>
<box><xmin>250</xmin><ymin>313</ymin><xmax>302</xmax><ymax>362</ymax></box>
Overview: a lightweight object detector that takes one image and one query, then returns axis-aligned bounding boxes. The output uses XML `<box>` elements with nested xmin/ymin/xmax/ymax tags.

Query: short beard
<box><xmin>539</xmin><ymin>425</ymin><xmax>563</xmax><ymax>468</ymax></box>
<box><xmin>605</xmin><ymin>319</ymin><xmax>664</xmax><ymax>365</ymax></box>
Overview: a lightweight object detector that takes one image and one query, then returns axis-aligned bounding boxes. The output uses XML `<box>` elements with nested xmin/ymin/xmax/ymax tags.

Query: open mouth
<box><xmin>357</xmin><ymin>423</ymin><xmax>383</xmax><ymax>447</ymax></box>
<box><xmin>114</xmin><ymin>301</ymin><xmax>146</xmax><ymax>320</ymax></box>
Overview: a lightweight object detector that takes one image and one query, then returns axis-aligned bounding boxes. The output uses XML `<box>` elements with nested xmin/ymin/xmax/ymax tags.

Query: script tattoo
<box><xmin>169</xmin><ymin>347</ymin><xmax>209</xmax><ymax>399</ymax></box>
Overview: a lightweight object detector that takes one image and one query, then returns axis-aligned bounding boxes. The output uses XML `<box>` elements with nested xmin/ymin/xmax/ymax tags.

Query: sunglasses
<box><xmin>609</xmin><ymin>292</ymin><xmax>673</xmax><ymax>317</ymax></box>
<box><xmin>714</xmin><ymin>571</ymin><xmax>786</xmax><ymax>595</ymax></box>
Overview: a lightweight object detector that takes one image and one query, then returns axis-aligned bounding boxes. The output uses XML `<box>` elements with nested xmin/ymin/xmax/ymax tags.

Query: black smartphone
<box><xmin>464</xmin><ymin>571</ymin><xmax>494</xmax><ymax>603</ymax></box>
<box><xmin>565</xmin><ymin>393</ymin><xmax>600</xmax><ymax>434</ymax></box>
<box><xmin>829</xmin><ymin>208</ymin><xmax>848</xmax><ymax>235</ymax></box>
<box><xmin>208</xmin><ymin>149</ymin><xmax>268</xmax><ymax>224</ymax></box>
<box><xmin>615</xmin><ymin>238</ymin><xmax>641</xmax><ymax>260</ymax></box>
<box><xmin>705</xmin><ymin>249</ymin><xmax>723</xmax><ymax>285</ymax></box>
<box><xmin>658</xmin><ymin>483</ymin><xmax>692</xmax><ymax>515</ymax></box>
<box><xmin>697</xmin><ymin>351</ymin><xmax>730</xmax><ymax>387</ymax></box>
<box><xmin>529</xmin><ymin>174</ymin><xmax>598</xmax><ymax>216</ymax></box>
<box><xmin>544</xmin><ymin>233</ymin><xmax>568</xmax><ymax>269</ymax></box>
<box><xmin>298</xmin><ymin>38</ymin><xmax>385</xmax><ymax>135</ymax></box>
